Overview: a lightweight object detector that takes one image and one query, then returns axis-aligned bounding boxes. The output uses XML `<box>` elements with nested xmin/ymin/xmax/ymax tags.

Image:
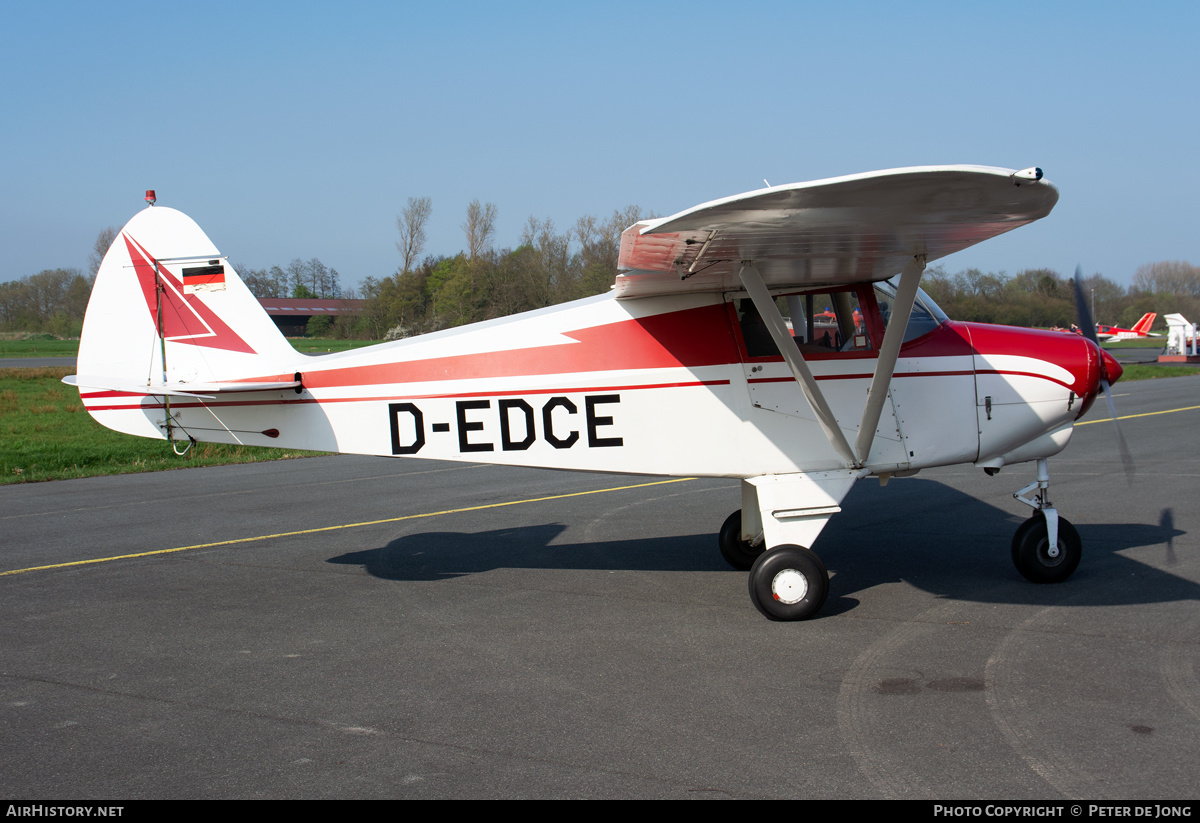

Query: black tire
<box><xmin>1011</xmin><ymin>514</ymin><xmax>1082</xmax><ymax>583</ymax></box>
<box><xmin>719</xmin><ymin>510</ymin><xmax>765</xmax><ymax>571</ymax></box>
<box><xmin>747</xmin><ymin>545</ymin><xmax>829</xmax><ymax>621</ymax></box>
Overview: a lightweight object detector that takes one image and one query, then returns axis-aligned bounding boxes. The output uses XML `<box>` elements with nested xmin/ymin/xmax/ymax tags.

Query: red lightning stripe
<box><xmin>125</xmin><ymin>235</ymin><xmax>256</xmax><ymax>354</ymax></box>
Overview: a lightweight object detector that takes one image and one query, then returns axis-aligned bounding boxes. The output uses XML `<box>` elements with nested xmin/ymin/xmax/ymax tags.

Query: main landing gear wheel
<box><xmin>719</xmin><ymin>510</ymin><xmax>765</xmax><ymax>571</ymax></box>
<box><xmin>747</xmin><ymin>545</ymin><xmax>829</xmax><ymax>621</ymax></box>
<box><xmin>1011</xmin><ymin>515</ymin><xmax>1082</xmax><ymax>584</ymax></box>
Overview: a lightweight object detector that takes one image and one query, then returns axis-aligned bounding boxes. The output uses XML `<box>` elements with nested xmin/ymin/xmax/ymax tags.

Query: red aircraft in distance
<box><xmin>1095</xmin><ymin>312</ymin><xmax>1159</xmax><ymax>342</ymax></box>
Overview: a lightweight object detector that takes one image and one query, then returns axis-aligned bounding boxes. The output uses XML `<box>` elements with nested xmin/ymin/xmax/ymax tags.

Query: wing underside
<box><xmin>615</xmin><ymin>165</ymin><xmax>1058</xmax><ymax>299</ymax></box>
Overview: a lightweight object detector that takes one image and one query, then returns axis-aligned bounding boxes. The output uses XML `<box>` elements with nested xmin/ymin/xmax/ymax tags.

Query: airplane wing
<box><xmin>615</xmin><ymin>165</ymin><xmax>1058</xmax><ymax>298</ymax></box>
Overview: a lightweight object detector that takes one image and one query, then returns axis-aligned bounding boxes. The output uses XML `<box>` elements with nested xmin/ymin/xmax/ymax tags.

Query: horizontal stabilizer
<box><xmin>65</xmin><ymin>374</ymin><xmax>301</xmax><ymax>399</ymax></box>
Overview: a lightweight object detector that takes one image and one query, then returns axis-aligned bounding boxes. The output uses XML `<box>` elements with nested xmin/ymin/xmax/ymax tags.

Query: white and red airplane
<box><xmin>67</xmin><ymin>165</ymin><xmax>1125</xmax><ymax>621</ymax></box>
<box><xmin>1095</xmin><ymin>312</ymin><xmax>1159</xmax><ymax>342</ymax></box>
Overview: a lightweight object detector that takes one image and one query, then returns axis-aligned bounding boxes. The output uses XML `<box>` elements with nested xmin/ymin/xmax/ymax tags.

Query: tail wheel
<box><xmin>1011</xmin><ymin>515</ymin><xmax>1082</xmax><ymax>583</ymax></box>
<box><xmin>748</xmin><ymin>545</ymin><xmax>829</xmax><ymax>621</ymax></box>
<box><xmin>718</xmin><ymin>510</ymin><xmax>765</xmax><ymax>571</ymax></box>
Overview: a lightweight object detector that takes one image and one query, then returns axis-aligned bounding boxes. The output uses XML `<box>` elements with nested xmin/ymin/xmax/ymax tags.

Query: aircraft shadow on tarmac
<box><xmin>327</xmin><ymin>478</ymin><xmax>1194</xmax><ymax>616</ymax></box>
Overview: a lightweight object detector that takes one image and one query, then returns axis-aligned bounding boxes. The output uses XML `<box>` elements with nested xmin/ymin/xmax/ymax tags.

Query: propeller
<box><xmin>1072</xmin><ymin>266</ymin><xmax>1135</xmax><ymax>483</ymax></box>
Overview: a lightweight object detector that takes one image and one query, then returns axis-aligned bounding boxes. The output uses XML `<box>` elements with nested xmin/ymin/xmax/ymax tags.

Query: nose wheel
<box><xmin>1011</xmin><ymin>515</ymin><xmax>1081</xmax><ymax>583</ymax></box>
<box><xmin>1010</xmin><ymin>458</ymin><xmax>1083</xmax><ymax>584</ymax></box>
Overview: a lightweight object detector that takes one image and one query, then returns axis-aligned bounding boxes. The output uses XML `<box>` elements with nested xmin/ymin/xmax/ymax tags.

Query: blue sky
<box><xmin>2</xmin><ymin>1</ymin><xmax>1196</xmax><ymax>291</ymax></box>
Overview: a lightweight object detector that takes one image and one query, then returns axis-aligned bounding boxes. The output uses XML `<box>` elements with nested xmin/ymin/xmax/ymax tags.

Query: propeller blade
<box><xmin>1100</xmin><ymin>378</ymin><xmax>1136</xmax><ymax>483</ymax></box>
<box><xmin>1077</xmin><ymin>266</ymin><xmax>1135</xmax><ymax>483</ymax></box>
<box><xmin>1072</xmin><ymin>265</ymin><xmax>1101</xmax><ymax>348</ymax></box>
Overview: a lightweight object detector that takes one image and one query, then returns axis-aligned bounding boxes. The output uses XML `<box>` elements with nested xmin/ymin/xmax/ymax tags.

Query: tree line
<box><xmin>236</xmin><ymin>258</ymin><xmax>344</xmax><ymax>302</ymax></box>
<box><xmin>344</xmin><ymin>198</ymin><xmax>650</xmax><ymax>340</ymax></box>
<box><xmin>920</xmin><ymin>264</ymin><xmax>1200</xmax><ymax>333</ymax></box>
<box><xmin>0</xmin><ymin>228</ymin><xmax>114</xmax><ymax>336</ymax></box>
<box><xmin>0</xmin><ymin>268</ymin><xmax>93</xmax><ymax>337</ymax></box>
<box><xmin>229</xmin><ymin>198</ymin><xmax>649</xmax><ymax>339</ymax></box>
<box><xmin>3</xmin><ymin>199</ymin><xmax>1199</xmax><ymax>339</ymax></box>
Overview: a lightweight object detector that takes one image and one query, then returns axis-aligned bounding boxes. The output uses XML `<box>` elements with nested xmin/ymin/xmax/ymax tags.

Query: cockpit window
<box><xmin>736</xmin><ymin>286</ymin><xmax>875</xmax><ymax>359</ymax></box>
<box><xmin>873</xmin><ymin>280</ymin><xmax>947</xmax><ymax>343</ymax></box>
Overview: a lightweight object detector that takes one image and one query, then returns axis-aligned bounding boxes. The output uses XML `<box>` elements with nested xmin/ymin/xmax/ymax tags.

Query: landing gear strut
<box><xmin>719</xmin><ymin>473</ymin><xmax>858</xmax><ymax>620</ymax></box>
<box><xmin>1011</xmin><ymin>458</ymin><xmax>1082</xmax><ymax>583</ymax></box>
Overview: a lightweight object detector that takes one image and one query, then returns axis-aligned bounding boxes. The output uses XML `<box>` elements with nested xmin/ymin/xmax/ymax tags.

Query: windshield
<box><xmin>873</xmin><ymin>280</ymin><xmax>948</xmax><ymax>343</ymax></box>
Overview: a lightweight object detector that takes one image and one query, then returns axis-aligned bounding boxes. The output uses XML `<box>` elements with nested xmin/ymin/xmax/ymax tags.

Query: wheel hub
<box><xmin>1038</xmin><ymin>539</ymin><xmax>1064</xmax><ymax>567</ymax></box>
<box><xmin>771</xmin><ymin>569</ymin><xmax>808</xmax><ymax>604</ymax></box>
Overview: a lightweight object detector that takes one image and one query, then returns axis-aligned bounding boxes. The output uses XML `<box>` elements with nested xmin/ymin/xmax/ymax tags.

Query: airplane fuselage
<box><xmin>81</xmin><ymin>288</ymin><xmax>1116</xmax><ymax>481</ymax></box>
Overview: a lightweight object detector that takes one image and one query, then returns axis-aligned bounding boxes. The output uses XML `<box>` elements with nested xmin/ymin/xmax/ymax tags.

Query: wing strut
<box><xmin>853</xmin><ymin>255</ymin><xmax>925</xmax><ymax>463</ymax></box>
<box><xmin>738</xmin><ymin>262</ymin><xmax>857</xmax><ymax>467</ymax></box>
<box><xmin>739</xmin><ymin>255</ymin><xmax>926</xmax><ymax>469</ymax></box>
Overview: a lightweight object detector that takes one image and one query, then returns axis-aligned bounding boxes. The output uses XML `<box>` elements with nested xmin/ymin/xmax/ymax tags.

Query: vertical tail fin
<box><xmin>1131</xmin><ymin>312</ymin><xmax>1157</xmax><ymax>334</ymax></box>
<box><xmin>73</xmin><ymin>203</ymin><xmax>303</xmax><ymax>438</ymax></box>
<box><xmin>78</xmin><ymin>204</ymin><xmax>300</xmax><ymax>388</ymax></box>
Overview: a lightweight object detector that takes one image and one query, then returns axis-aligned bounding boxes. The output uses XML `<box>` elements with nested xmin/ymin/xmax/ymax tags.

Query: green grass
<box><xmin>1118</xmin><ymin>364</ymin><xmax>1200</xmax><ymax>380</ymax></box>
<box><xmin>0</xmin><ymin>337</ymin><xmax>383</xmax><ymax>359</ymax></box>
<box><xmin>0</xmin><ymin>367</ymin><xmax>324</xmax><ymax>484</ymax></box>
<box><xmin>291</xmin><ymin>338</ymin><xmax>382</xmax><ymax>354</ymax></box>
<box><xmin>0</xmin><ymin>338</ymin><xmax>80</xmax><ymax>358</ymax></box>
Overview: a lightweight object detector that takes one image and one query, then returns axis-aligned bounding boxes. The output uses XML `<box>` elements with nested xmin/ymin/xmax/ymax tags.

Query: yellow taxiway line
<box><xmin>1075</xmin><ymin>403</ymin><xmax>1200</xmax><ymax>426</ymax></box>
<box><xmin>8</xmin><ymin>402</ymin><xmax>1198</xmax><ymax>577</ymax></box>
<box><xmin>1</xmin><ymin>477</ymin><xmax>694</xmax><ymax>577</ymax></box>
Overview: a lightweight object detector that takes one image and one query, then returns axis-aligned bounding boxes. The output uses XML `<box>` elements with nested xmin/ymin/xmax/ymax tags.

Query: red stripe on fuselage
<box><xmin>279</xmin><ymin>303</ymin><xmax>742</xmax><ymax>390</ymax></box>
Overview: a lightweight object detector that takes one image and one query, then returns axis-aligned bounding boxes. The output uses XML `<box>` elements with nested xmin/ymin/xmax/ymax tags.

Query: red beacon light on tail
<box><xmin>145</xmin><ymin>190</ymin><xmax>156</xmax><ymax>206</ymax></box>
